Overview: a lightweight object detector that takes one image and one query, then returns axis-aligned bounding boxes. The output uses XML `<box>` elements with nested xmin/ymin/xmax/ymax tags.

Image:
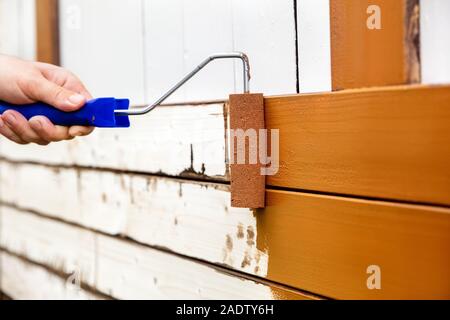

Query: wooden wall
<box><xmin>0</xmin><ymin>0</ymin><xmax>449</xmax><ymax>300</ymax></box>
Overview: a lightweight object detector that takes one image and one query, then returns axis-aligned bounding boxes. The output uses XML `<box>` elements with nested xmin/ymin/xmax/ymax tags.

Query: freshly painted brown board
<box><xmin>257</xmin><ymin>190</ymin><xmax>450</xmax><ymax>300</ymax></box>
<box><xmin>36</xmin><ymin>0</ymin><xmax>60</xmax><ymax>64</ymax></box>
<box><xmin>266</xmin><ymin>85</ymin><xmax>450</xmax><ymax>206</ymax></box>
<box><xmin>330</xmin><ymin>0</ymin><xmax>420</xmax><ymax>90</ymax></box>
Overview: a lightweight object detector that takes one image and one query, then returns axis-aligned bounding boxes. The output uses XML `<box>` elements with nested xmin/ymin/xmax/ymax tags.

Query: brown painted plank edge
<box><xmin>330</xmin><ymin>0</ymin><xmax>420</xmax><ymax>90</ymax></box>
<box><xmin>257</xmin><ymin>189</ymin><xmax>450</xmax><ymax>300</ymax></box>
<box><xmin>265</xmin><ymin>85</ymin><xmax>450</xmax><ymax>207</ymax></box>
<box><xmin>36</xmin><ymin>0</ymin><xmax>60</xmax><ymax>64</ymax></box>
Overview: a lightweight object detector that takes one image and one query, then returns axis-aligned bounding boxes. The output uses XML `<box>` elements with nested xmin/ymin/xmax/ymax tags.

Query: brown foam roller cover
<box><xmin>229</xmin><ymin>93</ymin><xmax>265</xmax><ymax>208</ymax></box>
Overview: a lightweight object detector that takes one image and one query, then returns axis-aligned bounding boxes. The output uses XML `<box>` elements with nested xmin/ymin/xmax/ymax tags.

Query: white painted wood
<box><xmin>232</xmin><ymin>0</ymin><xmax>298</xmax><ymax>95</ymax></box>
<box><xmin>1</xmin><ymin>162</ymin><xmax>128</xmax><ymax>234</ymax></box>
<box><xmin>97</xmin><ymin>235</ymin><xmax>274</xmax><ymax>300</ymax></box>
<box><xmin>0</xmin><ymin>161</ymin><xmax>268</xmax><ymax>277</ymax></box>
<box><xmin>0</xmin><ymin>103</ymin><xmax>228</xmax><ymax>179</ymax></box>
<box><xmin>296</xmin><ymin>0</ymin><xmax>332</xmax><ymax>93</ymax></box>
<box><xmin>421</xmin><ymin>0</ymin><xmax>450</xmax><ymax>84</ymax></box>
<box><xmin>144</xmin><ymin>0</ymin><xmax>185</xmax><ymax>103</ymax></box>
<box><xmin>0</xmin><ymin>207</ymin><xmax>298</xmax><ymax>300</ymax></box>
<box><xmin>182</xmin><ymin>0</ymin><xmax>235</xmax><ymax>101</ymax></box>
<box><xmin>17</xmin><ymin>0</ymin><xmax>36</xmax><ymax>61</ymax></box>
<box><xmin>144</xmin><ymin>0</ymin><xmax>297</xmax><ymax>103</ymax></box>
<box><xmin>0</xmin><ymin>253</ymin><xmax>100</xmax><ymax>300</ymax></box>
<box><xmin>0</xmin><ymin>0</ymin><xmax>21</xmax><ymax>56</ymax></box>
<box><xmin>1</xmin><ymin>207</ymin><xmax>97</xmax><ymax>286</ymax></box>
<box><xmin>59</xmin><ymin>0</ymin><xmax>145</xmax><ymax>104</ymax></box>
<box><xmin>144</xmin><ymin>0</ymin><xmax>235</xmax><ymax>103</ymax></box>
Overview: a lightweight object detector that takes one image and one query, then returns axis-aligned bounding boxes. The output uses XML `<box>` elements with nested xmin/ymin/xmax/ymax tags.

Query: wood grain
<box><xmin>0</xmin><ymin>103</ymin><xmax>228</xmax><ymax>180</ymax></box>
<box><xmin>2</xmin><ymin>162</ymin><xmax>448</xmax><ymax>299</ymax></box>
<box><xmin>266</xmin><ymin>85</ymin><xmax>450</xmax><ymax>206</ymax></box>
<box><xmin>258</xmin><ymin>189</ymin><xmax>450</xmax><ymax>299</ymax></box>
<box><xmin>0</xmin><ymin>160</ymin><xmax>268</xmax><ymax>277</ymax></box>
<box><xmin>36</xmin><ymin>0</ymin><xmax>59</xmax><ymax>64</ymax></box>
<box><xmin>330</xmin><ymin>0</ymin><xmax>420</xmax><ymax>90</ymax></box>
<box><xmin>0</xmin><ymin>252</ymin><xmax>101</xmax><ymax>300</ymax></box>
<box><xmin>0</xmin><ymin>206</ymin><xmax>315</xmax><ymax>300</ymax></box>
<box><xmin>59</xmin><ymin>0</ymin><xmax>146</xmax><ymax>104</ymax></box>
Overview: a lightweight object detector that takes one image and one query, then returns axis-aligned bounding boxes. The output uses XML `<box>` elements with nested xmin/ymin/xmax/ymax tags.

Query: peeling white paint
<box><xmin>0</xmin><ymin>253</ymin><xmax>100</xmax><ymax>300</ymax></box>
<box><xmin>0</xmin><ymin>103</ymin><xmax>227</xmax><ymax>179</ymax></box>
<box><xmin>97</xmin><ymin>235</ymin><xmax>273</xmax><ymax>300</ymax></box>
<box><xmin>0</xmin><ymin>161</ymin><xmax>269</xmax><ymax>277</ymax></box>
<box><xmin>0</xmin><ymin>207</ymin><xmax>96</xmax><ymax>286</ymax></box>
<box><xmin>0</xmin><ymin>207</ymin><xmax>275</xmax><ymax>300</ymax></box>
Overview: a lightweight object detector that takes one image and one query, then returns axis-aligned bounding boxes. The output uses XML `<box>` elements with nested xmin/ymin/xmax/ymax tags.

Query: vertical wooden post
<box><xmin>36</xmin><ymin>0</ymin><xmax>60</xmax><ymax>65</ymax></box>
<box><xmin>330</xmin><ymin>0</ymin><xmax>420</xmax><ymax>90</ymax></box>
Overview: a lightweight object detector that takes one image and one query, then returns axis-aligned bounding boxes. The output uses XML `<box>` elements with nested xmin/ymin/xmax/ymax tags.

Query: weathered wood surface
<box><xmin>0</xmin><ymin>103</ymin><xmax>228</xmax><ymax>180</ymax></box>
<box><xmin>2</xmin><ymin>161</ymin><xmax>449</xmax><ymax>299</ymax></box>
<box><xmin>0</xmin><ymin>206</ymin><xmax>314</xmax><ymax>300</ymax></box>
<box><xmin>0</xmin><ymin>252</ymin><xmax>101</xmax><ymax>300</ymax></box>
<box><xmin>3</xmin><ymin>85</ymin><xmax>450</xmax><ymax>206</ymax></box>
<box><xmin>0</xmin><ymin>161</ymin><xmax>268</xmax><ymax>277</ymax></box>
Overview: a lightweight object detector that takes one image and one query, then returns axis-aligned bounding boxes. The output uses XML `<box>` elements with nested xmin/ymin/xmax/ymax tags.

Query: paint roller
<box><xmin>0</xmin><ymin>52</ymin><xmax>266</xmax><ymax>208</ymax></box>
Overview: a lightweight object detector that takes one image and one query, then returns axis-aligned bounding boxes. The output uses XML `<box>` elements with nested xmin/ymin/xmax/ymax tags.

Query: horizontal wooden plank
<box><xmin>0</xmin><ymin>206</ymin><xmax>97</xmax><ymax>286</ymax></box>
<box><xmin>0</xmin><ymin>252</ymin><xmax>101</xmax><ymax>300</ymax></box>
<box><xmin>2</xmin><ymin>86</ymin><xmax>449</xmax><ymax>206</ymax></box>
<box><xmin>0</xmin><ymin>207</ymin><xmax>314</xmax><ymax>300</ymax></box>
<box><xmin>266</xmin><ymin>85</ymin><xmax>450</xmax><ymax>206</ymax></box>
<box><xmin>2</xmin><ymin>161</ymin><xmax>449</xmax><ymax>299</ymax></box>
<box><xmin>259</xmin><ymin>190</ymin><xmax>450</xmax><ymax>299</ymax></box>
<box><xmin>0</xmin><ymin>160</ymin><xmax>267</xmax><ymax>276</ymax></box>
<box><xmin>0</xmin><ymin>102</ymin><xmax>227</xmax><ymax>180</ymax></box>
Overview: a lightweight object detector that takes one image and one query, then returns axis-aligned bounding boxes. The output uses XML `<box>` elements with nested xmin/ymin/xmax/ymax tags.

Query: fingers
<box><xmin>29</xmin><ymin>116</ymin><xmax>78</xmax><ymax>142</ymax></box>
<box><xmin>0</xmin><ymin>110</ymin><xmax>48</xmax><ymax>145</ymax></box>
<box><xmin>35</xmin><ymin>62</ymin><xmax>93</xmax><ymax>100</ymax></box>
<box><xmin>0</xmin><ymin>116</ymin><xmax>27</xmax><ymax>144</ymax></box>
<box><xmin>25</xmin><ymin>76</ymin><xmax>87</xmax><ymax>112</ymax></box>
<box><xmin>68</xmin><ymin>125</ymin><xmax>95</xmax><ymax>137</ymax></box>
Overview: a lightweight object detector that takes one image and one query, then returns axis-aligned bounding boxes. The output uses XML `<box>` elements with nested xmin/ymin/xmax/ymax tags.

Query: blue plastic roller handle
<box><xmin>0</xmin><ymin>98</ymin><xmax>131</xmax><ymax>128</ymax></box>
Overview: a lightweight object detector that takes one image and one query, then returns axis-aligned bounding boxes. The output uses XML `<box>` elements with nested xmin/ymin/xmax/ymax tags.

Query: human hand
<box><xmin>0</xmin><ymin>54</ymin><xmax>94</xmax><ymax>145</ymax></box>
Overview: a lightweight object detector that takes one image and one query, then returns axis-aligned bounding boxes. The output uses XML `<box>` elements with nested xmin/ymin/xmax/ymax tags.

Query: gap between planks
<box><xmin>0</xmin><ymin>202</ymin><xmax>323</xmax><ymax>301</ymax></box>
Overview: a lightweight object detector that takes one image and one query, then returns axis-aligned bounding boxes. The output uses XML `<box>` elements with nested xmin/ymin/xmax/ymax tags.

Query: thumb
<box><xmin>30</xmin><ymin>78</ymin><xmax>87</xmax><ymax>112</ymax></box>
